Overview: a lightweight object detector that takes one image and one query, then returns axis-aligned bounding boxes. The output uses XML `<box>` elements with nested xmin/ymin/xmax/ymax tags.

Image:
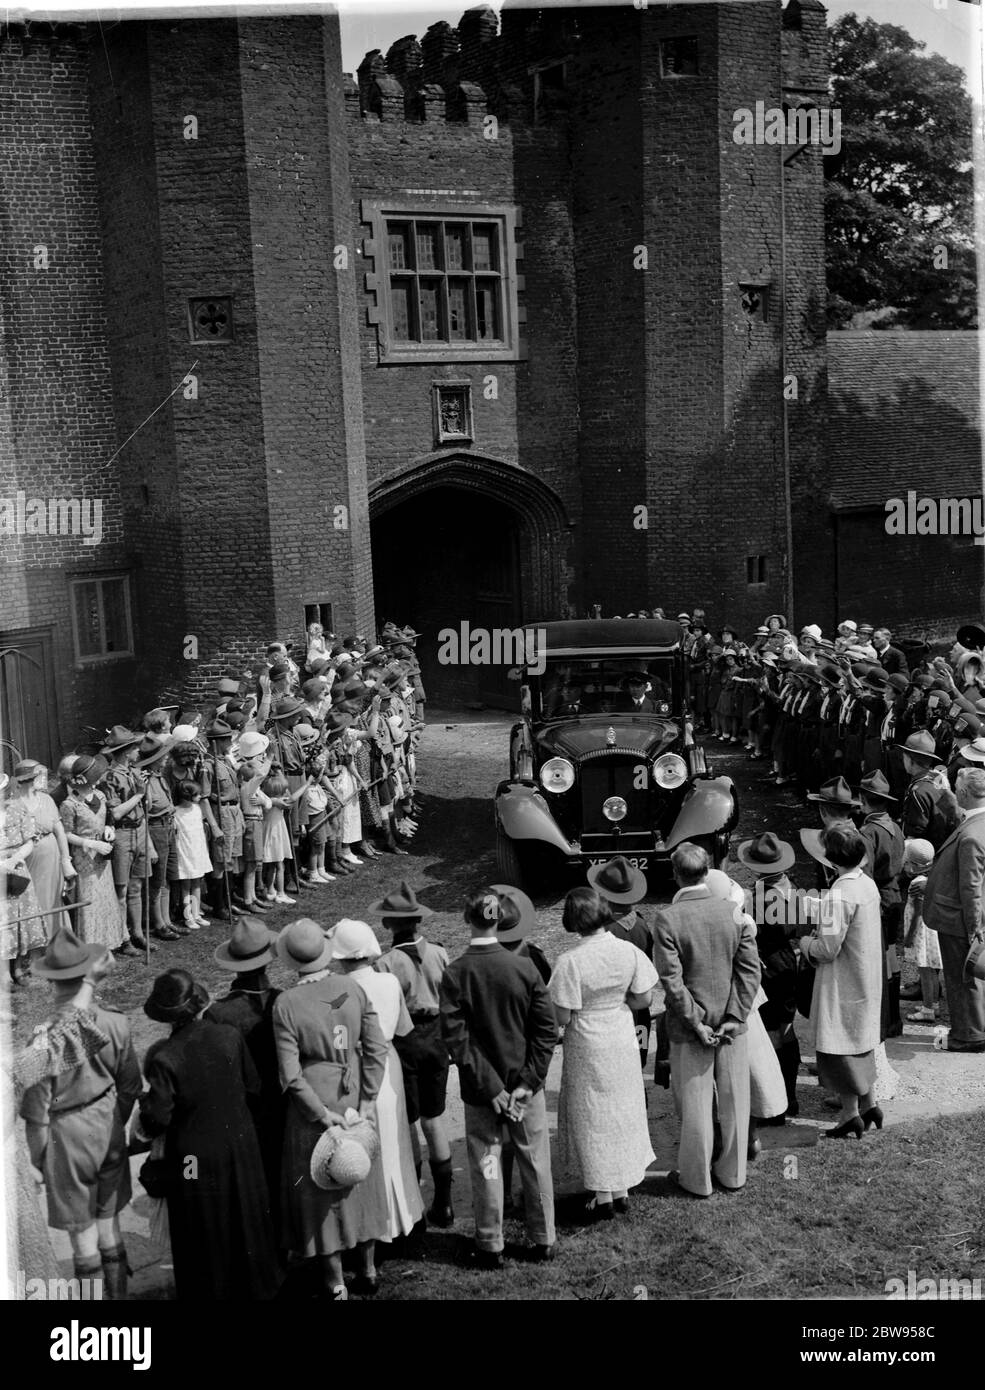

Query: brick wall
<box><xmin>0</xmin><ymin>27</ymin><xmax>133</xmax><ymax>751</ymax></box>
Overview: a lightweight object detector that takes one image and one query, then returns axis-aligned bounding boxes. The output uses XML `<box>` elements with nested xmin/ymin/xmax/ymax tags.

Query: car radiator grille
<box><xmin>579</xmin><ymin>756</ymin><xmax>650</xmax><ymax>833</ymax></box>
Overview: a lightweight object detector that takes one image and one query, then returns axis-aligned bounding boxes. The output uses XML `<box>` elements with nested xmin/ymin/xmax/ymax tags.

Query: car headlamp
<box><xmin>602</xmin><ymin>796</ymin><xmax>627</xmax><ymax>822</ymax></box>
<box><xmin>653</xmin><ymin>753</ymin><xmax>688</xmax><ymax>790</ymax></box>
<box><xmin>540</xmin><ymin>757</ymin><xmax>575</xmax><ymax>793</ymax></box>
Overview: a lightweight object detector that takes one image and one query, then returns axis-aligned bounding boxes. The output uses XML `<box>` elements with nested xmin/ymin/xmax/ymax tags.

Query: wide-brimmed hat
<box><xmin>964</xmin><ymin>936</ymin><xmax>985</xmax><ymax>983</ymax></box>
<box><xmin>330</xmin><ymin>918</ymin><xmax>382</xmax><ymax>961</ymax></box>
<box><xmin>863</xmin><ymin>668</ymin><xmax>890</xmax><ymax>691</ymax></box>
<box><xmin>205</xmin><ymin>718</ymin><xmax>235</xmax><ymax>742</ymax></box>
<box><xmin>269</xmin><ymin>697</ymin><xmax>305</xmax><ymax>722</ymax></box>
<box><xmin>489</xmin><ymin>883</ymin><xmax>537</xmax><ymax>943</ymax></box>
<box><xmin>100</xmin><ymin>725</ymin><xmax>143</xmax><ymax>755</ymax></box>
<box><xmin>143</xmin><ymin>969</ymin><xmax>209</xmax><ymax>1022</ymax></box>
<box><xmin>293</xmin><ymin>723</ymin><xmax>320</xmax><ymax>745</ymax></box>
<box><xmin>368</xmin><ymin>881</ymin><xmax>433</xmax><ymax>919</ymax></box>
<box><xmin>586</xmin><ymin>855</ymin><xmax>647</xmax><ymax>904</ymax></box>
<box><xmin>817</xmin><ymin>662</ymin><xmax>843</xmax><ymax>686</ymax></box>
<box><xmin>896</xmin><ymin>731</ymin><xmax>942</xmax><ymax>765</ymax></box>
<box><xmin>799</xmin><ymin>828</ymin><xmax>835</xmax><ymax>870</ymax></box>
<box><xmin>214</xmin><ymin>915</ymin><xmax>279</xmax><ymax>972</ymax></box>
<box><xmin>134</xmin><ymin>735</ymin><xmax>173</xmax><ymax>769</ymax></box>
<box><xmin>33</xmin><ymin>925</ymin><xmax>108</xmax><ymax>980</ymax></box>
<box><xmin>322</xmin><ymin>711</ymin><xmax>353</xmax><ymax>739</ymax></box>
<box><xmin>859</xmin><ymin>770</ymin><xmax>898</xmax><ymax>803</ymax></box>
<box><xmin>807</xmin><ymin>776</ymin><xmax>860</xmax><ymax>809</ymax></box>
<box><xmin>310</xmin><ymin>1119</ymin><xmax>379</xmax><ymax>1191</ymax></box>
<box><xmin>736</xmin><ymin>832</ymin><xmax>795</xmax><ymax>875</ymax></box>
<box><xmin>957</xmin><ymin>736</ymin><xmax>985</xmax><ymax>764</ymax></box>
<box><xmin>237</xmin><ymin>731</ymin><xmax>270</xmax><ymax>761</ymax></box>
<box><xmin>276</xmin><ymin>918</ymin><xmax>333</xmax><ymax>974</ymax></box>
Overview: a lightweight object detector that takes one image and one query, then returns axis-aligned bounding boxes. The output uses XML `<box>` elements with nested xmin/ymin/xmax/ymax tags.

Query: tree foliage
<box><xmin>825</xmin><ymin>14</ymin><xmax>977</xmax><ymax>329</ymax></box>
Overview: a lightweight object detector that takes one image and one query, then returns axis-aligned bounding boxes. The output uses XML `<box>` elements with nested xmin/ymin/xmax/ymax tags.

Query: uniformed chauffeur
<box><xmin>134</xmin><ymin>734</ymin><xmax>185</xmax><ymax>941</ymax></box>
<box><xmin>21</xmin><ymin>928</ymin><xmax>142</xmax><ymax>1298</ymax></box>
<box><xmin>101</xmin><ymin>726</ymin><xmax>156</xmax><ymax>959</ymax></box>
<box><xmin>204</xmin><ymin>718</ymin><xmax>246</xmax><ymax>922</ymax></box>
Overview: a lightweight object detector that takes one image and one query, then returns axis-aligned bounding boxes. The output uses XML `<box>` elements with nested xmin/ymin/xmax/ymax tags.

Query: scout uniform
<box><xmin>101</xmin><ymin>726</ymin><xmax>154</xmax><ymax>954</ymax></box>
<box><xmin>204</xmin><ymin>720</ymin><xmax>246</xmax><ymax>873</ymax></box>
<box><xmin>135</xmin><ymin>735</ymin><xmax>183</xmax><ymax>941</ymax></box>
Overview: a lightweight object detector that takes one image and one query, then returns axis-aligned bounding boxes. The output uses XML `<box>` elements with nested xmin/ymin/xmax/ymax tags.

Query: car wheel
<box><xmin>495</xmin><ymin>825</ymin><xmax>532</xmax><ymax>893</ymax></box>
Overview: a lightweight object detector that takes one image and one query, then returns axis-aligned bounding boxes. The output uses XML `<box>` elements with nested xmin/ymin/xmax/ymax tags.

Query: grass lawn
<box><xmin>367</xmin><ymin>1110</ymin><xmax>985</xmax><ymax>1301</ymax></box>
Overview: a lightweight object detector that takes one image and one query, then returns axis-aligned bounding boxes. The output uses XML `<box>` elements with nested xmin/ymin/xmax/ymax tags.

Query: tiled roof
<box><xmin>826</xmin><ymin>331</ymin><xmax>983</xmax><ymax>510</ymax></box>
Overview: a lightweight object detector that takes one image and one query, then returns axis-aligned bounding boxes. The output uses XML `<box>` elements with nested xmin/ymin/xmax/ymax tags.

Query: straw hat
<box><xmin>310</xmin><ymin>1119</ymin><xmax>380</xmax><ymax>1191</ymax></box>
<box><xmin>958</xmin><ymin>737</ymin><xmax>985</xmax><ymax>765</ymax></box>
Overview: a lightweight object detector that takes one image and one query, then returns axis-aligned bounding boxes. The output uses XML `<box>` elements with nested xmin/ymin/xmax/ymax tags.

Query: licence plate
<box><xmin>587</xmin><ymin>856</ymin><xmax>649</xmax><ymax>871</ymax></box>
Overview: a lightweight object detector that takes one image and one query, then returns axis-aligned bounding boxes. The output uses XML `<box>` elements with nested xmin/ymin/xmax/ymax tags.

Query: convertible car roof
<box><xmin>529</xmin><ymin>619</ymin><xmax>684</xmax><ymax>657</ymax></box>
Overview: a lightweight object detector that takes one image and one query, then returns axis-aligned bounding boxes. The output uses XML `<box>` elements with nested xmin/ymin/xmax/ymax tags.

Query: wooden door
<box><xmin>0</xmin><ymin>627</ymin><xmax>59</xmax><ymax>774</ymax></box>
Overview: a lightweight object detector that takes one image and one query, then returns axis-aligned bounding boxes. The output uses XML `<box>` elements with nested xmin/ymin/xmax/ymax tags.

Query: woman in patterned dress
<box><xmin>58</xmin><ymin>755</ymin><xmax>126</xmax><ymax>953</ymax></box>
<box><xmin>1</xmin><ymin>771</ymin><xmax>46</xmax><ymax>983</ymax></box>
<box><xmin>549</xmin><ymin>887</ymin><xmax>658</xmax><ymax>1221</ymax></box>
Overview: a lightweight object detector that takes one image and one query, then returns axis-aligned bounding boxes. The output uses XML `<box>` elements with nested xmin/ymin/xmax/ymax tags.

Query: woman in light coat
<box><xmin>798</xmin><ymin>823</ymin><xmax>883</xmax><ymax>1139</ymax></box>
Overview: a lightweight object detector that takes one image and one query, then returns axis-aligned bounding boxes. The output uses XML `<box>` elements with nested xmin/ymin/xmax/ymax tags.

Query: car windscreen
<box><xmin>536</xmin><ymin>655</ymin><xmax>680</xmax><ymax>719</ymax></box>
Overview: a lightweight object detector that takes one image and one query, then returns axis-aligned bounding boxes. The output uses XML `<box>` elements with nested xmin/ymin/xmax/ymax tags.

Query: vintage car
<box><xmin>494</xmin><ymin>618</ymin><xmax>738</xmax><ymax>891</ymax></box>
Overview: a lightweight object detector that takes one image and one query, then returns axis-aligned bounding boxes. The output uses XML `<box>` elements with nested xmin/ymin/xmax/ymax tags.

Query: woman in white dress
<box><xmin>329</xmin><ymin>918</ymin><xmax>424</xmax><ymax>1241</ymax></box>
<box><xmin>549</xmin><ymin>887</ymin><xmax>658</xmax><ymax>1221</ymax></box>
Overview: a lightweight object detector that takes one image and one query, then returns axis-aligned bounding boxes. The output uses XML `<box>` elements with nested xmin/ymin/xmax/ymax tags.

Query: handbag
<box><xmin>139</xmin><ymin>1137</ymin><xmax>173</xmax><ymax>1199</ymax></box>
<box><xmin>795</xmin><ymin>955</ymin><xmax>816</xmax><ymax>1019</ymax></box>
<box><xmin>2</xmin><ymin>862</ymin><xmax>31</xmax><ymax>897</ymax></box>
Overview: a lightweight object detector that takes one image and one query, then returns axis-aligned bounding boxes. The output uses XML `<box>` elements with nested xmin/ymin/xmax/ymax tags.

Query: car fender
<box><xmin>666</xmin><ymin>776</ymin><xmax>738</xmax><ymax>849</ymax></box>
<box><xmin>494</xmin><ymin>782</ymin><xmax>575</xmax><ymax>854</ymax></box>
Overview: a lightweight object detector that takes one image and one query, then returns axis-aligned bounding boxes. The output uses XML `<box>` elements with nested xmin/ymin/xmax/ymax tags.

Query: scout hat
<box><xmin>368</xmin><ymin>881</ymin><xmax>433</xmax><ymax>919</ymax></box>
<box><xmin>134</xmin><ymin>735</ymin><xmax>173</xmax><ymax>769</ymax></box>
<box><xmin>736</xmin><ymin>832</ymin><xmax>795</xmax><ymax>875</ymax></box>
<box><xmin>329</xmin><ymin>918</ymin><xmax>382</xmax><ymax>961</ymax></box>
<box><xmin>896</xmin><ymin>730</ymin><xmax>942</xmax><ymax>765</ymax></box>
<box><xmin>489</xmin><ymin>884</ymin><xmax>537</xmax><ymax>944</ymax></box>
<box><xmin>269</xmin><ymin>697</ymin><xmax>305</xmax><ymax>722</ymax></box>
<box><xmin>33</xmin><ymin>925</ymin><xmax>108</xmax><ymax>980</ymax></box>
<box><xmin>214</xmin><ymin>915</ymin><xmax>279</xmax><ymax>972</ymax></box>
<box><xmin>958</xmin><ymin>736</ymin><xmax>985</xmax><ymax>764</ymax></box>
<box><xmin>310</xmin><ymin>1119</ymin><xmax>379</xmax><ymax>1192</ymax></box>
<box><xmin>276</xmin><ymin>918</ymin><xmax>334</xmax><ymax>975</ymax></box>
<box><xmin>807</xmin><ymin>775</ymin><xmax>860</xmax><ymax>809</ymax></box>
<box><xmin>237</xmin><ymin>731</ymin><xmax>270</xmax><ymax>760</ymax></box>
<box><xmin>100</xmin><ymin>726</ymin><xmax>143</xmax><ymax>755</ymax></box>
<box><xmin>799</xmin><ymin>827</ymin><xmax>835</xmax><ymax>870</ymax></box>
<box><xmin>586</xmin><ymin>854</ymin><xmax>647</xmax><ymax>904</ymax></box>
<box><xmin>859</xmin><ymin>770</ymin><xmax>897</xmax><ymax>804</ymax></box>
<box><xmin>205</xmin><ymin>718</ymin><xmax>235</xmax><ymax>742</ymax></box>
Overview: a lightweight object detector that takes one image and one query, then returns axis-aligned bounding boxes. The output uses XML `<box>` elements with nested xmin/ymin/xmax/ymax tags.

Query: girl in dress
<box><xmin>173</xmin><ymin>780</ymin><xmax>212</xmax><ymax>929</ymax></box>
<box><xmin>58</xmin><ymin>755</ymin><xmax>125</xmax><ymax>952</ymax></box>
<box><xmin>260</xmin><ymin>764</ymin><xmax>296</xmax><ymax>906</ymax></box>
<box><xmin>329</xmin><ymin>919</ymin><xmax>424</xmax><ymax>1245</ymax></box>
<box><xmin>902</xmin><ymin>838</ymin><xmax>941</xmax><ymax>1023</ymax></box>
<box><xmin>12</xmin><ymin>760</ymin><xmax>76</xmax><ymax>939</ymax></box>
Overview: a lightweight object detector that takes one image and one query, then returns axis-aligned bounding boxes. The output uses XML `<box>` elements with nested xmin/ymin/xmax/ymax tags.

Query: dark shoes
<box><xmin>824</xmin><ymin>1116</ymin><xmax>864</xmax><ymax>1140</ymax></box>
<box><xmin>860</xmin><ymin>1106</ymin><xmax>884</xmax><ymax>1131</ymax></box>
<box><xmin>612</xmin><ymin>1197</ymin><xmax>630</xmax><ymax>1215</ymax></box>
<box><xmin>350</xmin><ymin>1273</ymin><xmax>379</xmax><ymax>1297</ymax></box>
<box><xmin>947</xmin><ymin>1041</ymin><xmax>985</xmax><ymax>1053</ymax></box>
<box><xmin>577</xmin><ymin>1196</ymin><xmax>614</xmax><ymax>1224</ymax></box>
<box><xmin>471</xmin><ymin>1249</ymin><xmax>505</xmax><ymax>1272</ymax></box>
<box><xmin>524</xmin><ymin>1243</ymin><xmax>556</xmax><ymax>1262</ymax></box>
<box><xmin>151</xmin><ymin>926</ymin><xmax>180</xmax><ymax>941</ymax></box>
<box><xmin>115</xmin><ymin>942</ymin><xmax>142</xmax><ymax>958</ymax></box>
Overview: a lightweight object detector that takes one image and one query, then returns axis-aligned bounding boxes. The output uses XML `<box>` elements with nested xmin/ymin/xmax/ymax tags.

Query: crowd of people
<box><xmin>1</xmin><ymin>621</ymin><xmax>426</xmax><ymax>983</ymax></box>
<box><xmin>5</xmin><ymin>611</ymin><xmax>985</xmax><ymax>1301</ymax></box>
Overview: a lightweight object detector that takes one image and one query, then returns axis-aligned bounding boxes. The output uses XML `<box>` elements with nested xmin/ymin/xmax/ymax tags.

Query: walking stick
<box><xmin>141</xmin><ymin>775</ymin><xmax>150</xmax><ymax>968</ymax></box>
<box><xmin>211</xmin><ymin>742</ymin><xmax>234</xmax><ymax>922</ymax></box>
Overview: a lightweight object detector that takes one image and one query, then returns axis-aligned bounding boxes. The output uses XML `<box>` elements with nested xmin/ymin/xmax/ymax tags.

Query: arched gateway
<box><xmin>369</xmin><ymin>452</ymin><xmax>572</xmax><ymax>709</ymax></box>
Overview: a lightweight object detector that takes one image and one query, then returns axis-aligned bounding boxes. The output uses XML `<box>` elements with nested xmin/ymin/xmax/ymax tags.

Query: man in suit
<box><xmin>615</xmin><ymin>673</ymin><xmax>658</xmax><ymax>714</ymax></box>
<box><xmin>923</xmin><ymin>767</ymin><xmax>985</xmax><ymax>1052</ymax></box>
<box><xmin>440</xmin><ymin>887</ymin><xmax>558</xmax><ymax>1266</ymax></box>
<box><xmin>872</xmin><ymin>628</ymin><xmax>908</xmax><ymax>677</ymax></box>
<box><xmin>652</xmin><ymin>842</ymin><xmax>761</xmax><ymax>1196</ymax></box>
